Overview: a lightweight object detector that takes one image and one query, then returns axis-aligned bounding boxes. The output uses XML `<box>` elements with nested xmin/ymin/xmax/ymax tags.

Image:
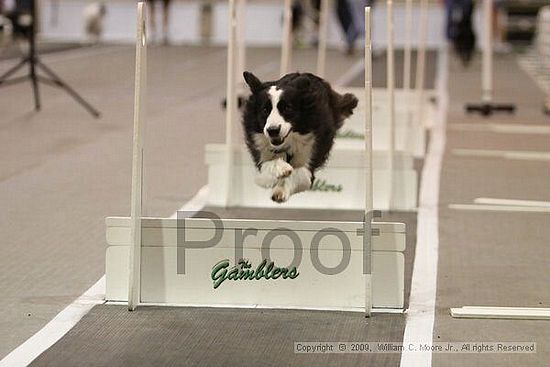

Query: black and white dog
<box><xmin>242</xmin><ymin>71</ymin><xmax>358</xmax><ymax>203</ymax></box>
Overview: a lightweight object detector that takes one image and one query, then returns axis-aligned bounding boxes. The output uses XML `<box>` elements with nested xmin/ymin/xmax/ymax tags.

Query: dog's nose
<box><xmin>266</xmin><ymin>126</ymin><xmax>281</xmax><ymax>137</ymax></box>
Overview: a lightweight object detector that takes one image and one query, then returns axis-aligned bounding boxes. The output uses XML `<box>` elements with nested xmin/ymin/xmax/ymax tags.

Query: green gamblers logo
<box><xmin>211</xmin><ymin>259</ymin><xmax>299</xmax><ymax>289</ymax></box>
<box><xmin>336</xmin><ymin>129</ymin><xmax>364</xmax><ymax>139</ymax></box>
<box><xmin>311</xmin><ymin>179</ymin><xmax>343</xmax><ymax>192</ymax></box>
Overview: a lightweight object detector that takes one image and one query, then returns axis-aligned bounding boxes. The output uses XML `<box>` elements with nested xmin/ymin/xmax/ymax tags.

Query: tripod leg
<box><xmin>0</xmin><ymin>58</ymin><xmax>28</xmax><ymax>85</ymax></box>
<box><xmin>36</xmin><ymin>61</ymin><xmax>101</xmax><ymax>118</ymax></box>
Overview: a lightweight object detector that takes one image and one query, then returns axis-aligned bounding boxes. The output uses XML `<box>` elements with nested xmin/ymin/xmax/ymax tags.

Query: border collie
<box><xmin>242</xmin><ymin>71</ymin><xmax>358</xmax><ymax>203</ymax></box>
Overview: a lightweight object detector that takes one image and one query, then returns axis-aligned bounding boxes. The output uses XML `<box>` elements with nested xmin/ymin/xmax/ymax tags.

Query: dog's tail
<box><xmin>331</xmin><ymin>92</ymin><xmax>358</xmax><ymax>129</ymax></box>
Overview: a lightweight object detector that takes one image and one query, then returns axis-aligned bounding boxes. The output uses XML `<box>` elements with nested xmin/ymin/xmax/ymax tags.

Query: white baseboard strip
<box><xmin>474</xmin><ymin>198</ymin><xmax>550</xmax><ymax>208</ymax></box>
<box><xmin>450</xmin><ymin>306</ymin><xmax>550</xmax><ymax>320</ymax></box>
<box><xmin>452</xmin><ymin>149</ymin><xmax>550</xmax><ymax>162</ymax></box>
<box><xmin>448</xmin><ymin>123</ymin><xmax>550</xmax><ymax>135</ymax></box>
<box><xmin>448</xmin><ymin>204</ymin><xmax>550</xmax><ymax>213</ymax></box>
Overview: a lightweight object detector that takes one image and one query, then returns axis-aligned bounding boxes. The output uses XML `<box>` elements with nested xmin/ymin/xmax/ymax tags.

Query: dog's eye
<box><xmin>262</xmin><ymin>102</ymin><xmax>271</xmax><ymax>115</ymax></box>
<box><xmin>278</xmin><ymin>101</ymin><xmax>293</xmax><ymax>114</ymax></box>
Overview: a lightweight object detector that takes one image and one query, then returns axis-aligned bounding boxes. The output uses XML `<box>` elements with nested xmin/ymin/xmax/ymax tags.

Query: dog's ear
<box><xmin>339</xmin><ymin>93</ymin><xmax>359</xmax><ymax>117</ymax></box>
<box><xmin>328</xmin><ymin>91</ymin><xmax>358</xmax><ymax>129</ymax></box>
<box><xmin>243</xmin><ymin>71</ymin><xmax>263</xmax><ymax>94</ymax></box>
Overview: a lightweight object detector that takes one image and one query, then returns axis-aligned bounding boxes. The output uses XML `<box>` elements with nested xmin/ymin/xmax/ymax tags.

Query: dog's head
<box><xmin>243</xmin><ymin>71</ymin><xmax>357</xmax><ymax>149</ymax></box>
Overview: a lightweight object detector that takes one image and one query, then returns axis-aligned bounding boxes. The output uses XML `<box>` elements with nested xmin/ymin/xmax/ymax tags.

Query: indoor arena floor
<box><xmin>1</xmin><ymin>44</ymin><xmax>549</xmax><ymax>367</ymax></box>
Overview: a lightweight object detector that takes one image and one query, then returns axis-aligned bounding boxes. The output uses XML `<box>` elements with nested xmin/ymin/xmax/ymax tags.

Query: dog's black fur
<box><xmin>241</xmin><ymin>71</ymin><xmax>358</xmax><ymax>202</ymax></box>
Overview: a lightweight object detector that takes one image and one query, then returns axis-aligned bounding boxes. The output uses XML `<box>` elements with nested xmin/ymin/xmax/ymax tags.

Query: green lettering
<box><xmin>264</xmin><ymin>261</ymin><xmax>274</xmax><ymax>279</ymax></box>
<box><xmin>227</xmin><ymin>268</ymin><xmax>239</xmax><ymax>280</ymax></box>
<box><xmin>311</xmin><ymin>179</ymin><xmax>343</xmax><ymax>192</ymax></box>
<box><xmin>212</xmin><ymin>259</ymin><xmax>300</xmax><ymax>288</ymax></box>
<box><xmin>211</xmin><ymin>259</ymin><xmax>229</xmax><ymax>289</ymax></box>
<box><xmin>255</xmin><ymin>259</ymin><xmax>267</xmax><ymax>280</ymax></box>
<box><xmin>239</xmin><ymin>269</ymin><xmax>255</xmax><ymax>280</ymax></box>
<box><xmin>271</xmin><ymin>268</ymin><xmax>281</xmax><ymax>279</ymax></box>
<box><xmin>287</xmin><ymin>267</ymin><xmax>299</xmax><ymax>279</ymax></box>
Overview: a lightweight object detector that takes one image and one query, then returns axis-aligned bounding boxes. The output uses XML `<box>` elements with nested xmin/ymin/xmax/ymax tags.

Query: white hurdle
<box><xmin>280</xmin><ymin>0</ymin><xmax>293</xmax><ymax>76</ymax></box>
<box><xmin>402</xmin><ymin>0</ymin><xmax>413</xmax><ymax>95</ymax></box>
<box><xmin>386</xmin><ymin>0</ymin><xmax>395</xmax><ymax>210</ymax></box>
<box><xmin>206</xmin><ymin>0</ymin><xmax>417</xmax><ymax>211</ymax></box>
<box><xmin>128</xmin><ymin>2</ymin><xmax>147</xmax><ymax>311</ymax></box>
<box><xmin>106</xmin><ymin>4</ymin><xmax>406</xmax><ymax>314</ymax></box>
<box><xmin>316</xmin><ymin>0</ymin><xmax>331</xmax><ymax>77</ymax></box>
<box><xmin>402</xmin><ymin>0</ymin><xmax>415</xmax><ymax>157</ymax></box>
<box><xmin>306</xmin><ymin>0</ymin><xmax>423</xmax><ymax>210</ymax></box>
<box><xmin>314</xmin><ymin>0</ymin><xmax>435</xmax><ymax>145</ymax></box>
<box><xmin>225</xmin><ymin>0</ymin><xmax>238</xmax><ymax>207</ymax></box>
<box><xmin>364</xmin><ymin>6</ymin><xmax>374</xmax><ymax>316</ymax></box>
<box><xmin>414</xmin><ymin>0</ymin><xmax>429</xmax><ymax>129</ymax></box>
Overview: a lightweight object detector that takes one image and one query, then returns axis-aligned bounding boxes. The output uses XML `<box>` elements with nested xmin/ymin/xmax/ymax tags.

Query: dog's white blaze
<box><xmin>265</xmin><ymin>86</ymin><xmax>292</xmax><ymax>141</ymax></box>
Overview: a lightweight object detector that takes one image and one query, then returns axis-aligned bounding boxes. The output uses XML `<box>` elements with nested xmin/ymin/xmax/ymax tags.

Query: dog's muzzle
<box><xmin>270</xmin><ymin>137</ymin><xmax>284</xmax><ymax>146</ymax></box>
<box><xmin>266</xmin><ymin>126</ymin><xmax>290</xmax><ymax>147</ymax></box>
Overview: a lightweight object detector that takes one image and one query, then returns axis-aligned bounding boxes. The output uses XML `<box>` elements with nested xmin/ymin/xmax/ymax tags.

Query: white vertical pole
<box><xmin>414</xmin><ymin>0</ymin><xmax>428</xmax><ymax>127</ymax></box>
<box><xmin>129</xmin><ymin>2</ymin><xmax>147</xmax><ymax>311</ymax></box>
<box><xmin>317</xmin><ymin>0</ymin><xmax>330</xmax><ymax>77</ymax></box>
<box><xmin>281</xmin><ymin>0</ymin><xmax>293</xmax><ymax>76</ymax></box>
<box><xmin>403</xmin><ymin>0</ymin><xmax>413</xmax><ymax>92</ymax></box>
<box><xmin>236</xmin><ymin>0</ymin><xmax>247</xmax><ymax>91</ymax></box>
<box><xmin>403</xmin><ymin>0</ymin><xmax>415</xmax><ymax>156</ymax></box>
<box><xmin>482</xmin><ymin>0</ymin><xmax>493</xmax><ymax>103</ymax></box>
<box><xmin>225</xmin><ymin>0</ymin><xmax>238</xmax><ymax>207</ymax></box>
<box><xmin>387</xmin><ymin>0</ymin><xmax>395</xmax><ymax>210</ymax></box>
<box><xmin>364</xmin><ymin>6</ymin><xmax>373</xmax><ymax>318</ymax></box>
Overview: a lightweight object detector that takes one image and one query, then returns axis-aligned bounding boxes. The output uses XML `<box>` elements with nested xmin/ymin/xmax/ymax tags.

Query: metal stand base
<box><xmin>465</xmin><ymin>102</ymin><xmax>516</xmax><ymax>117</ymax></box>
<box><xmin>0</xmin><ymin>54</ymin><xmax>101</xmax><ymax>118</ymax></box>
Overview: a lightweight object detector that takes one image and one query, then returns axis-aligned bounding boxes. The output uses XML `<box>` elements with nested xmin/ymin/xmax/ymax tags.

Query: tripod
<box><xmin>0</xmin><ymin>2</ymin><xmax>100</xmax><ymax>118</ymax></box>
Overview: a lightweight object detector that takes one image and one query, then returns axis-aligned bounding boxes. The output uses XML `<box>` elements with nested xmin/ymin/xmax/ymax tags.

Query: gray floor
<box><xmin>432</xmin><ymin>53</ymin><xmax>550</xmax><ymax>366</ymax></box>
<box><xmin>0</xmin><ymin>44</ymin><xmax>361</xmax><ymax>359</ymax></box>
<box><xmin>30</xmin><ymin>306</ymin><xmax>404</xmax><ymax>367</ymax></box>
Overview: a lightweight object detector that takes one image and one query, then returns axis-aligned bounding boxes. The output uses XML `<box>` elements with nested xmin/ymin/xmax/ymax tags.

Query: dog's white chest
<box><xmin>285</xmin><ymin>133</ymin><xmax>314</xmax><ymax>168</ymax></box>
<box><xmin>254</xmin><ymin>132</ymin><xmax>314</xmax><ymax>168</ymax></box>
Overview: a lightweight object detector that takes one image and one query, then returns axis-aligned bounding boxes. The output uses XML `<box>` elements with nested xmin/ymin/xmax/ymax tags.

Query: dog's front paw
<box><xmin>255</xmin><ymin>174</ymin><xmax>277</xmax><ymax>188</ymax></box>
<box><xmin>274</xmin><ymin>159</ymin><xmax>293</xmax><ymax>179</ymax></box>
<box><xmin>271</xmin><ymin>185</ymin><xmax>290</xmax><ymax>203</ymax></box>
<box><xmin>257</xmin><ymin>159</ymin><xmax>293</xmax><ymax>189</ymax></box>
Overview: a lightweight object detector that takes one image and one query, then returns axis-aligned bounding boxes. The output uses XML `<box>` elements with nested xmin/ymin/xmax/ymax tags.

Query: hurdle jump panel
<box><xmin>205</xmin><ymin>144</ymin><xmax>418</xmax><ymax>211</ymax></box>
<box><xmin>105</xmin><ymin>217</ymin><xmax>406</xmax><ymax>310</ymax></box>
<box><xmin>337</xmin><ymin>87</ymin><xmax>438</xmax><ymax>158</ymax></box>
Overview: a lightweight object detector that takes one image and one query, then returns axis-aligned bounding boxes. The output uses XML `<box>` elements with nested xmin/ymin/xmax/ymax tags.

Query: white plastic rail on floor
<box><xmin>105</xmin><ymin>3</ymin><xmax>406</xmax><ymax>315</ymax></box>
